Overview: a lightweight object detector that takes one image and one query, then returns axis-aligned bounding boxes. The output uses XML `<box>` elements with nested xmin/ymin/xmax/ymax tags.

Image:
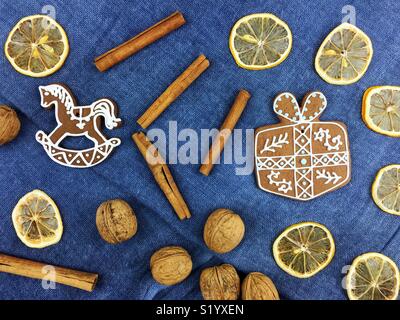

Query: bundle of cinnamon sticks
<box><xmin>96</xmin><ymin>11</ymin><xmax>251</xmax><ymax>221</ymax></box>
<box><xmin>0</xmin><ymin>9</ymin><xmax>255</xmax><ymax>295</ymax></box>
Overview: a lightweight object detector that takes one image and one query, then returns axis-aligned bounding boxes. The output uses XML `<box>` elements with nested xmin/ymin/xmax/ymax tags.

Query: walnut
<box><xmin>203</xmin><ymin>209</ymin><xmax>245</xmax><ymax>253</ymax></box>
<box><xmin>0</xmin><ymin>105</ymin><xmax>21</xmax><ymax>145</ymax></box>
<box><xmin>242</xmin><ymin>272</ymin><xmax>280</xmax><ymax>300</ymax></box>
<box><xmin>150</xmin><ymin>246</ymin><xmax>192</xmax><ymax>286</ymax></box>
<box><xmin>96</xmin><ymin>199</ymin><xmax>137</xmax><ymax>244</ymax></box>
<box><xmin>200</xmin><ymin>264</ymin><xmax>240</xmax><ymax>300</ymax></box>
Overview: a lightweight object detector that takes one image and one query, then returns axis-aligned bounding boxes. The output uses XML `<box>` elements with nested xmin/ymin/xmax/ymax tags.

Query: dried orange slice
<box><xmin>362</xmin><ymin>86</ymin><xmax>400</xmax><ymax>137</ymax></box>
<box><xmin>315</xmin><ymin>23</ymin><xmax>373</xmax><ymax>85</ymax></box>
<box><xmin>273</xmin><ymin>222</ymin><xmax>335</xmax><ymax>278</ymax></box>
<box><xmin>229</xmin><ymin>13</ymin><xmax>292</xmax><ymax>70</ymax></box>
<box><xmin>5</xmin><ymin>15</ymin><xmax>69</xmax><ymax>77</ymax></box>
<box><xmin>347</xmin><ymin>252</ymin><xmax>399</xmax><ymax>300</ymax></box>
<box><xmin>372</xmin><ymin>164</ymin><xmax>400</xmax><ymax>216</ymax></box>
<box><xmin>12</xmin><ymin>190</ymin><xmax>63</xmax><ymax>248</ymax></box>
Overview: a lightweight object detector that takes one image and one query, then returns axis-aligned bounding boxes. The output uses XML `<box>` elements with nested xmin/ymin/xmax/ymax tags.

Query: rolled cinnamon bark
<box><xmin>95</xmin><ymin>11</ymin><xmax>186</xmax><ymax>72</ymax></box>
<box><xmin>137</xmin><ymin>54</ymin><xmax>210</xmax><ymax>128</ymax></box>
<box><xmin>132</xmin><ymin>132</ymin><xmax>191</xmax><ymax>220</ymax></box>
<box><xmin>200</xmin><ymin>90</ymin><xmax>251</xmax><ymax>176</ymax></box>
<box><xmin>0</xmin><ymin>253</ymin><xmax>98</xmax><ymax>292</ymax></box>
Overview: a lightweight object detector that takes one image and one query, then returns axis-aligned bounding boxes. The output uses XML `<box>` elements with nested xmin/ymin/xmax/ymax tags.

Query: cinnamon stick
<box><xmin>132</xmin><ymin>132</ymin><xmax>191</xmax><ymax>220</ymax></box>
<box><xmin>137</xmin><ymin>54</ymin><xmax>210</xmax><ymax>128</ymax></box>
<box><xmin>0</xmin><ymin>253</ymin><xmax>98</xmax><ymax>292</ymax></box>
<box><xmin>95</xmin><ymin>11</ymin><xmax>186</xmax><ymax>72</ymax></box>
<box><xmin>200</xmin><ymin>90</ymin><xmax>251</xmax><ymax>176</ymax></box>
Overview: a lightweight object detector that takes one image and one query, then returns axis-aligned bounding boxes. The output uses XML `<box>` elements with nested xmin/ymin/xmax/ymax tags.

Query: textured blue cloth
<box><xmin>0</xmin><ymin>0</ymin><xmax>399</xmax><ymax>300</ymax></box>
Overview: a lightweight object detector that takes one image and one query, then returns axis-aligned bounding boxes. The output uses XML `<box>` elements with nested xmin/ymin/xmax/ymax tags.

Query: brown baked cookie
<box><xmin>35</xmin><ymin>83</ymin><xmax>121</xmax><ymax>168</ymax></box>
<box><xmin>255</xmin><ymin>92</ymin><xmax>351</xmax><ymax>201</ymax></box>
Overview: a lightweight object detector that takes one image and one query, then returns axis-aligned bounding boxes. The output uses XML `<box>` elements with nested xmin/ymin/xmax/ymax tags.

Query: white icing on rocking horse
<box><xmin>35</xmin><ymin>84</ymin><xmax>121</xmax><ymax>168</ymax></box>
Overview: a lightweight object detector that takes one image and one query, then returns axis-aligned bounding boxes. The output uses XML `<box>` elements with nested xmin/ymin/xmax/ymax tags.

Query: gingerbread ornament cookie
<box><xmin>36</xmin><ymin>84</ymin><xmax>121</xmax><ymax>168</ymax></box>
<box><xmin>255</xmin><ymin>92</ymin><xmax>351</xmax><ymax>201</ymax></box>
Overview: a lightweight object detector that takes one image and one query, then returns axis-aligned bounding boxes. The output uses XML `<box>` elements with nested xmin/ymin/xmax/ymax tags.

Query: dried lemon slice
<box><xmin>229</xmin><ymin>13</ymin><xmax>292</xmax><ymax>70</ymax></box>
<box><xmin>362</xmin><ymin>86</ymin><xmax>400</xmax><ymax>137</ymax></box>
<box><xmin>372</xmin><ymin>165</ymin><xmax>400</xmax><ymax>216</ymax></box>
<box><xmin>273</xmin><ymin>222</ymin><xmax>335</xmax><ymax>278</ymax></box>
<box><xmin>315</xmin><ymin>23</ymin><xmax>373</xmax><ymax>85</ymax></box>
<box><xmin>5</xmin><ymin>15</ymin><xmax>69</xmax><ymax>77</ymax></box>
<box><xmin>12</xmin><ymin>189</ymin><xmax>63</xmax><ymax>248</ymax></box>
<box><xmin>347</xmin><ymin>252</ymin><xmax>399</xmax><ymax>300</ymax></box>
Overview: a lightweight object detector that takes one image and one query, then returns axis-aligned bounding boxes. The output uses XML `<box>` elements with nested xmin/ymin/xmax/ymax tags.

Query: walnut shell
<box><xmin>150</xmin><ymin>246</ymin><xmax>192</xmax><ymax>286</ymax></box>
<box><xmin>96</xmin><ymin>199</ymin><xmax>137</xmax><ymax>244</ymax></box>
<box><xmin>0</xmin><ymin>105</ymin><xmax>21</xmax><ymax>145</ymax></box>
<box><xmin>203</xmin><ymin>209</ymin><xmax>245</xmax><ymax>254</ymax></box>
<box><xmin>242</xmin><ymin>272</ymin><xmax>280</xmax><ymax>300</ymax></box>
<box><xmin>200</xmin><ymin>264</ymin><xmax>240</xmax><ymax>300</ymax></box>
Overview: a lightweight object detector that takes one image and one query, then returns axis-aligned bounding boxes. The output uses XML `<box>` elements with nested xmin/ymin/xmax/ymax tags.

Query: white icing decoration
<box><xmin>267</xmin><ymin>171</ymin><xmax>292</xmax><ymax>194</ymax></box>
<box><xmin>273</xmin><ymin>91</ymin><xmax>328</xmax><ymax>124</ymax></box>
<box><xmin>316</xmin><ymin>169</ymin><xmax>342</xmax><ymax>185</ymax></box>
<box><xmin>35</xmin><ymin>84</ymin><xmax>121</xmax><ymax>169</ymax></box>
<box><xmin>256</xmin><ymin>91</ymin><xmax>350</xmax><ymax>201</ymax></box>
<box><xmin>260</xmin><ymin>132</ymin><xmax>289</xmax><ymax>154</ymax></box>
<box><xmin>314</xmin><ymin>128</ymin><xmax>343</xmax><ymax>151</ymax></box>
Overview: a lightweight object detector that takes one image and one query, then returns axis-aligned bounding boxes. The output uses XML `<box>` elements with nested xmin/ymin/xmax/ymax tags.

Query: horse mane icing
<box><xmin>40</xmin><ymin>84</ymin><xmax>75</xmax><ymax>110</ymax></box>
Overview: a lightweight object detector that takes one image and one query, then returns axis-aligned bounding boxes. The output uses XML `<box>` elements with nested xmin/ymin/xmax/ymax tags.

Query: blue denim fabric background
<box><xmin>0</xmin><ymin>0</ymin><xmax>399</xmax><ymax>300</ymax></box>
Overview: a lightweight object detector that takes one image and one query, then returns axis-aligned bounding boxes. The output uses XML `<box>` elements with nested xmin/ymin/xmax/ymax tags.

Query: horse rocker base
<box><xmin>35</xmin><ymin>84</ymin><xmax>121</xmax><ymax>168</ymax></box>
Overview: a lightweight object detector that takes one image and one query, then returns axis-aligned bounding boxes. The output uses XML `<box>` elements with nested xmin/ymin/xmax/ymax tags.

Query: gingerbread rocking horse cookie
<box><xmin>255</xmin><ymin>92</ymin><xmax>351</xmax><ymax>201</ymax></box>
<box><xmin>36</xmin><ymin>84</ymin><xmax>121</xmax><ymax>168</ymax></box>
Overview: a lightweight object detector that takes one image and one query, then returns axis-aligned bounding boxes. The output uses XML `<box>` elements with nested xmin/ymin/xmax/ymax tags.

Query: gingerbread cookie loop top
<box><xmin>273</xmin><ymin>92</ymin><xmax>327</xmax><ymax>124</ymax></box>
<box><xmin>255</xmin><ymin>91</ymin><xmax>351</xmax><ymax>201</ymax></box>
<box><xmin>35</xmin><ymin>84</ymin><xmax>121</xmax><ymax>168</ymax></box>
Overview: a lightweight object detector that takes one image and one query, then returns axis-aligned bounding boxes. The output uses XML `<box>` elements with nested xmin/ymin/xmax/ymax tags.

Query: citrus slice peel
<box><xmin>5</xmin><ymin>15</ymin><xmax>69</xmax><ymax>77</ymax></box>
<box><xmin>362</xmin><ymin>86</ymin><xmax>400</xmax><ymax>137</ymax></box>
<box><xmin>273</xmin><ymin>222</ymin><xmax>335</xmax><ymax>278</ymax></box>
<box><xmin>12</xmin><ymin>189</ymin><xmax>63</xmax><ymax>248</ymax></box>
<box><xmin>229</xmin><ymin>13</ymin><xmax>292</xmax><ymax>70</ymax></box>
<box><xmin>346</xmin><ymin>252</ymin><xmax>399</xmax><ymax>300</ymax></box>
<box><xmin>315</xmin><ymin>23</ymin><xmax>373</xmax><ymax>85</ymax></box>
<box><xmin>372</xmin><ymin>164</ymin><xmax>400</xmax><ymax>216</ymax></box>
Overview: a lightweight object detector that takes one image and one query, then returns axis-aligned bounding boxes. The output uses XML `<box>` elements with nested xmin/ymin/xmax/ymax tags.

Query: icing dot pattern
<box><xmin>273</xmin><ymin>92</ymin><xmax>327</xmax><ymax>123</ymax></box>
